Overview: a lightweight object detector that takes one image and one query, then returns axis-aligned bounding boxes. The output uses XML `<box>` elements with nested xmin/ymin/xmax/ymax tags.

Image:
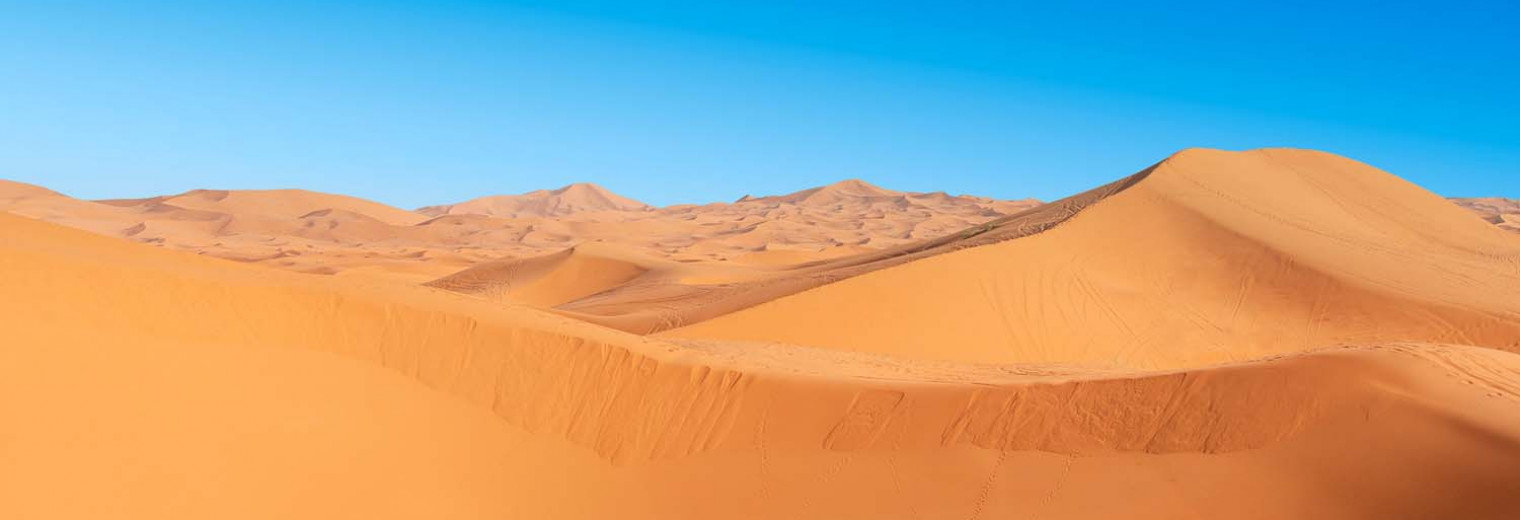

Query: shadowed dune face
<box><xmin>4</xmin><ymin>148</ymin><xmax>1520</xmax><ymax>519</ymax></box>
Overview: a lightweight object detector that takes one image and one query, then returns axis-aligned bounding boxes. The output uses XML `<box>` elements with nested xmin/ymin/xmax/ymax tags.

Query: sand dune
<box><xmin>102</xmin><ymin>188</ymin><xmax>428</xmax><ymax>226</ymax></box>
<box><xmin>547</xmin><ymin>169</ymin><xmax>1152</xmax><ymax>333</ymax></box>
<box><xmin>419</xmin><ymin>182</ymin><xmax>652</xmax><ymax>218</ymax></box>
<box><xmin>666</xmin><ymin>149</ymin><xmax>1520</xmax><ymax>368</ymax></box>
<box><xmin>434</xmin><ymin>156</ymin><xmax>1517</xmax><ymax>340</ymax></box>
<box><xmin>0</xmin><ymin>179</ymin><xmax>145</xmax><ymax>236</ymax></box>
<box><xmin>5</xmin><ymin>205</ymin><xmax>1520</xmax><ymax>519</ymax></box>
<box><xmin>424</xmin><ymin>241</ymin><xmax>673</xmax><ymax>307</ymax></box>
<box><xmin>0</xmin><ymin>179</ymin><xmax>62</xmax><ymax>198</ymax></box>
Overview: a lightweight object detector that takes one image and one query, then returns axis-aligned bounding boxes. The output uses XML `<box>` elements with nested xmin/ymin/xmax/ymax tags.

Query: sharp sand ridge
<box><xmin>3</xmin><ymin>148</ymin><xmax>1520</xmax><ymax>519</ymax></box>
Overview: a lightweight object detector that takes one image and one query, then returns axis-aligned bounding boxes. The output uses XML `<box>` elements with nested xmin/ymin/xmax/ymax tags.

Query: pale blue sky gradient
<box><xmin>2</xmin><ymin>1</ymin><xmax>1515</xmax><ymax>207</ymax></box>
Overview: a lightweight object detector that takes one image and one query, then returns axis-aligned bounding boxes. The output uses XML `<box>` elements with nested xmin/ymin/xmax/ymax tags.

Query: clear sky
<box><xmin>2</xmin><ymin>0</ymin><xmax>1515</xmax><ymax>208</ymax></box>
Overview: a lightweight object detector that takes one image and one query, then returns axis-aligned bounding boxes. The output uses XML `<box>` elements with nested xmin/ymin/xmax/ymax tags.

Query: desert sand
<box><xmin>3</xmin><ymin>148</ymin><xmax>1520</xmax><ymax>519</ymax></box>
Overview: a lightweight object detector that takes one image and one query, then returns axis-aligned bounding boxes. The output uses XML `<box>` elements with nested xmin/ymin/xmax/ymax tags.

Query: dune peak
<box><xmin>418</xmin><ymin>182</ymin><xmax>649</xmax><ymax>218</ymax></box>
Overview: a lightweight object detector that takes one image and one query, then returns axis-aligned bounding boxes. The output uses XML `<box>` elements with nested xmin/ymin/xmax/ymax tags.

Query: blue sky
<box><xmin>2</xmin><ymin>1</ymin><xmax>1515</xmax><ymax>207</ymax></box>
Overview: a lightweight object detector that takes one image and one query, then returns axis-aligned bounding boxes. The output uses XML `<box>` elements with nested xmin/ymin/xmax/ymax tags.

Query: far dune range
<box><xmin>3</xmin><ymin>169</ymin><xmax>1510</xmax><ymax>287</ymax></box>
<box><xmin>0</xmin><ymin>177</ymin><xmax>1042</xmax><ymax>284</ymax></box>
<box><xmin>3</xmin><ymin>147</ymin><xmax>1520</xmax><ymax>519</ymax></box>
<box><xmin>1455</xmin><ymin>197</ymin><xmax>1520</xmax><ymax>233</ymax></box>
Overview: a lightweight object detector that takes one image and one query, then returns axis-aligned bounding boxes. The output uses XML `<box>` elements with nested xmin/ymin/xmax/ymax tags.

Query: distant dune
<box><xmin>1454</xmin><ymin>197</ymin><xmax>1520</xmax><ymax>233</ymax></box>
<box><xmin>424</xmin><ymin>241</ymin><xmax>672</xmax><ymax>307</ymax></box>
<box><xmin>101</xmin><ymin>188</ymin><xmax>428</xmax><ymax>226</ymax></box>
<box><xmin>418</xmin><ymin>182</ymin><xmax>652</xmax><ymax>218</ymax></box>
<box><xmin>0</xmin><ymin>178</ymin><xmax>1044</xmax><ymax>282</ymax></box>
<box><xmin>3</xmin><ymin>149</ymin><xmax>1520</xmax><ymax>519</ymax></box>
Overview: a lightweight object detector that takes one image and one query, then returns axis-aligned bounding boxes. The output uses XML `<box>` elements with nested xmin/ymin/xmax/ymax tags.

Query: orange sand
<box><xmin>3</xmin><ymin>148</ymin><xmax>1520</xmax><ymax>519</ymax></box>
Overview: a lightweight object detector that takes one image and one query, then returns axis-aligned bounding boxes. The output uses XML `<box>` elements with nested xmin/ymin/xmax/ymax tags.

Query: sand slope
<box><xmin>7</xmin><ymin>197</ymin><xmax>1520</xmax><ymax>518</ymax></box>
<box><xmin>666</xmin><ymin>149</ymin><xmax>1520</xmax><ymax>368</ymax></box>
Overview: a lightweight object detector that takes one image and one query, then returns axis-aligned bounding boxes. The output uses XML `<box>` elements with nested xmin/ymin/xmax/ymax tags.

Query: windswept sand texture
<box><xmin>4</xmin><ymin>148</ymin><xmax>1520</xmax><ymax>519</ymax></box>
